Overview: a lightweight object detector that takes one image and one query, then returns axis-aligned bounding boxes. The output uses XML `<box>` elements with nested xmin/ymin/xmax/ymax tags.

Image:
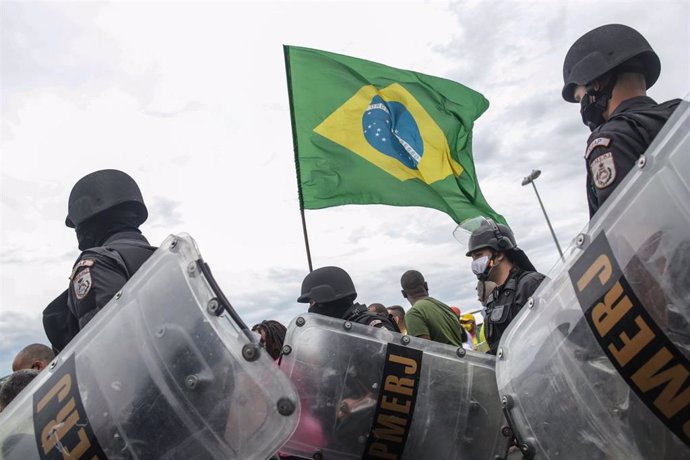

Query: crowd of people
<box><xmin>0</xmin><ymin>23</ymin><xmax>682</xmax><ymax>459</ymax></box>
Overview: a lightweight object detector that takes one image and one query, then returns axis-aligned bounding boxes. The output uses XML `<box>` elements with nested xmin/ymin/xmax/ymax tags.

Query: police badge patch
<box><xmin>73</xmin><ymin>268</ymin><xmax>93</xmax><ymax>300</ymax></box>
<box><xmin>585</xmin><ymin>136</ymin><xmax>611</xmax><ymax>159</ymax></box>
<box><xmin>591</xmin><ymin>152</ymin><xmax>616</xmax><ymax>189</ymax></box>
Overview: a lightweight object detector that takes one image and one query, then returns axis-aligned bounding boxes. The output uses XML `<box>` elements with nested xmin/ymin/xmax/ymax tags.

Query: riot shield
<box><xmin>0</xmin><ymin>234</ymin><xmax>300</xmax><ymax>460</ymax></box>
<box><xmin>496</xmin><ymin>99</ymin><xmax>690</xmax><ymax>459</ymax></box>
<box><xmin>279</xmin><ymin>313</ymin><xmax>509</xmax><ymax>459</ymax></box>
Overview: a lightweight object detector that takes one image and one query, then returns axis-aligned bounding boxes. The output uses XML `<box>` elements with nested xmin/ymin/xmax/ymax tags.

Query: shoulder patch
<box><xmin>368</xmin><ymin>319</ymin><xmax>383</xmax><ymax>328</ymax></box>
<box><xmin>590</xmin><ymin>152</ymin><xmax>617</xmax><ymax>189</ymax></box>
<box><xmin>73</xmin><ymin>268</ymin><xmax>93</xmax><ymax>300</ymax></box>
<box><xmin>70</xmin><ymin>259</ymin><xmax>95</xmax><ymax>280</ymax></box>
<box><xmin>585</xmin><ymin>137</ymin><xmax>611</xmax><ymax>160</ymax></box>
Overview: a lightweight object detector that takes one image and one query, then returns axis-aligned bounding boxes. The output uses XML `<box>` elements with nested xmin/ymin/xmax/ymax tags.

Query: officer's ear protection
<box><xmin>487</xmin><ymin>219</ymin><xmax>512</xmax><ymax>251</ymax></box>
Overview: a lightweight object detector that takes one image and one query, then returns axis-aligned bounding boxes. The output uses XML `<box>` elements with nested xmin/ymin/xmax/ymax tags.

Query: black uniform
<box><xmin>43</xmin><ymin>231</ymin><xmax>156</xmax><ymax>351</ymax></box>
<box><xmin>343</xmin><ymin>303</ymin><xmax>399</xmax><ymax>332</ymax></box>
<box><xmin>585</xmin><ymin>96</ymin><xmax>680</xmax><ymax>217</ymax></box>
<box><xmin>483</xmin><ymin>268</ymin><xmax>545</xmax><ymax>355</ymax></box>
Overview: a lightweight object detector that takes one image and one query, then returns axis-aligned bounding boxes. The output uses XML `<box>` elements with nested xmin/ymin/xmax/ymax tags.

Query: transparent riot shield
<box><xmin>0</xmin><ymin>234</ymin><xmax>300</xmax><ymax>460</ymax></box>
<box><xmin>496</xmin><ymin>99</ymin><xmax>690</xmax><ymax>459</ymax></box>
<box><xmin>279</xmin><ymin>313</ymin><xmax>509</xmax><ymax>460</ymax></box>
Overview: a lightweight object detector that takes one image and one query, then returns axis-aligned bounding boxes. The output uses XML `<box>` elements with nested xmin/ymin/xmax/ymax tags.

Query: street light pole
<box><xmin>521</xmin><ymin>169</ymin><xmax>564</xmax><ymax>261</ymax></box>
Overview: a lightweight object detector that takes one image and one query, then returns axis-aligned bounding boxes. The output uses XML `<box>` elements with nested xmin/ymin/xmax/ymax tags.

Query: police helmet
<box><xmin>297</xmin><ymin>266</ymin><xmax>357</xmax><ymax>304</ymax></box>
<box><xmin>66</xmin><ymin>169</ymin><xmax>148</xmax><ymax>228</ymax></box>
<box><xmin>562</xmin><ymin>24</ymin><xmax>660</xmax><ymax>102</ymax></box>
<box><xmin>465</xmin><ymin>219</ymin><xmax>516</xmax><ymax>256</ymax></box>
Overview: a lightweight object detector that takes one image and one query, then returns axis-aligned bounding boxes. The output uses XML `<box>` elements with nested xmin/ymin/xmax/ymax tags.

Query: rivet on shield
<box><xmin>277</xmin><ymin>397</ymin><xmax>296</xmax><ymax>416</ymax></box>
<box><xmin>169</xmin><ymin>238</ymin><xmax>178</xmax><ymax>250</ymax></box>
<box><xmin>296</xmin><ymin>316</ymin><xmax>306</xmax><ymax>327</ymax></box>
<box><xmin>521</xmin><ymin>441</ymin><xmax>535</xmax><ymax>458</ymax></box>
<box><xmin>497</xmin><ymin>348</ymin><xmax>504</xmax><ymax>359</ymax></box>
<box><xmin>343</xmin><ymin>321</ymin><xmax>353</xmax><ymax>331</ymax></box>
<box><xmin>456</xmin><ymin>347</ymin><xmax>466</xmax><ymax>358</ymax></box>
<box><xmin>576</xmin><ymin>233</ymin><xmax>586</xmax><ymax>248</ymax></box>
<box><xmin>312</xmin><ymin>451</ymin><xmax>323</xmax><ymax>460</ymax></box>
<box><xmin>401</xmin><ymin>335</ymin><xmax>411</xmax><ymax>345</ymax></box>
<box><xmin>637</xmin><ymin>154</ymin><xmax>647</xmax><ymax>169</ymax></box>
<box><xmin>187</xmin><ymin>262</ymin><xmax>197</xmax><ymax>276</ymax></box>
<box><xmin>49</xmin><ymin>360</ymin><xmax>57</xmax><ymax>369</ymax></box>
<box><xmin>282</xmin><ymin>345</ymin><xmax>292</xmax><ymax>356</ymax></box>
<box><xmin>185</xmin><ymin>374</ymin><xmax>199</xmax><ymax>390</ymax></box>
<box><xmin>207</xmin><ymin>298</ymin><xmax>220</xmax><ymax>315</ymax></box>
<box><xmin>501</xmin><ymin>425</ymin><xmax>513</xmax><ymax>437</ymax></box>
<box><xmin>242</xmin><ymin>343</ymin><xmax>261</xmax><ymax>362</ymax></box>
<box><xmin>155</xmin><ymin>326</ymin><xmax>166</xmax><ymax>338</ymax></box>
<box><xmin>527</xmin><ymin>297</ymin><xmax>534</xmax><ymax>309</ymax></box>
<box><xmin>115</xmin><ymin>291</ymin><xmax>122</xmax><ymax>300</ymax></box>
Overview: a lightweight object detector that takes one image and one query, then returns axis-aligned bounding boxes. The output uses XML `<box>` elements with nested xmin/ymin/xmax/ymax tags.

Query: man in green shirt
<box><xmin>400</xmin><ymin>270</ymin><xmax>467</xmax><ymax>347</ymax></box>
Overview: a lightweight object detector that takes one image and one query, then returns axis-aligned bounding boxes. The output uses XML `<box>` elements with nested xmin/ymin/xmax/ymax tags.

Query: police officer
<box><xmin>297</xmin><ymin>266</ymin><xmax>398</xmax><ymax>331</ymax></box>
<box><xmin>43</xmin><ymin>169</ymin><xmax>156</xmax><ymax>352</ymax></box>
<box><xmin>466</xmin><ymin>219</ymin><xmax>544</xmax><ymax>355</ymax></box>
<box><xmin>562</xmin><ymin>24</ymin><xmax>681</xmax><ymax>218</ymax></box>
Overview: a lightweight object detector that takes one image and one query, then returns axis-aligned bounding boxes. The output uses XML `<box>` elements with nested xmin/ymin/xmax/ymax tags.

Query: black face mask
<box><xmin>307</xmin><ymin>297</ymin><xmax>352</xmax><ymax>319</ymax></box>
<box><xmin>580</xmin><ymin>91</ymin><xmax>609</xmax><ymax>131</ymax></box>
<box><xmin>75</xmin><ymin>205</ymin><xmax>142</xmax><ymax>250</ymax></box>
<box><xmin>580</xmin><ymin>94</ymin><xmax>607</xmax><ymax>131</ymax></box>
<box><xmin>579</xmin><ymin>74</ymin><xmax>617</xmax><ymax>131</ymax></box>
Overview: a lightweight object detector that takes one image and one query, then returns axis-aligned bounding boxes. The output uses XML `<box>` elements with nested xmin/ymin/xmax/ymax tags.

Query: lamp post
<box><xmin>521</xmin><ymin>169</ymin><xmax>564</xmax><ymax>261</ymax></box>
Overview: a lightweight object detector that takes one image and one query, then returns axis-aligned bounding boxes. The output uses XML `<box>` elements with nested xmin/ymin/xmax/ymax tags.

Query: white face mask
<box><xmin>471</xmin><ymin>256</ymin><xmax>491</xmax><ymax>276</ymax></box>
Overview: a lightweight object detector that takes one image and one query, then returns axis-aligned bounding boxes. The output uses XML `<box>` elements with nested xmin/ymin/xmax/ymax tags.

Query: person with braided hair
<box><xmin>251</xmin><ymin>320</ymin><xmax>287</xmax><ymax>361</ymax></box>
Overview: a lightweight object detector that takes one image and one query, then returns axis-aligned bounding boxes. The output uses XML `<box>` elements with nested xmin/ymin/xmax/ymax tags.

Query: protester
<box><xmin>386</xmin><ymin>305</ymin><xmax>407</xmax><ymax>335</ymax></box>
<box><xmin>43</xmin><ymin>170</ymin><xmax>157</xmax><ymax>352</ymax></box>
<box><xmin>251</xmin><ymin>320</ymin><xmax>287</xmax><ymax>361</ymax></box>
<box><xmin>11</xmin><ymin>343</ymin><xmax>54</xmax><ymax>372</ymax></box>
<box><xmin>466</xmin><ymin>219</ymin><xmax>545</xmax><ymax>355</ymax></box>
<box><xmin>297</xmin><ymin>266</ymin><xmax>398</xmax><ymax>332</ymax></box>
<box><xmin>0</xmin><ymin>369</ymin><xmax>39</xmax><ymax>413</ymax></box>
<box><xmin>460</xmin><ymin>313</ymin><xmax>478</xmax><ymax>350</ymax></box>
<box><xmin>366</xmin><ymin>303</ymin><xmax>387</xmax><ymax>315</ymax></box>
<box><xmin>400</xmin><ymin>270</ymin><xmax>466</xmax><ymax>346</ymax></box>
<box><xmin>562</xmin><ymin>24</ymin><xmax>681</xmax><ymax>218</ymax></box>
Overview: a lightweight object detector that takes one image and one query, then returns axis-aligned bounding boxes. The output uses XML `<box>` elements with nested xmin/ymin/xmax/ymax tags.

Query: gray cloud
<box><xmin>1</xmin><ymin>2</ymin><xmax>117</xmax><ymax>96</ymax></box>
<box><xmin>142</xmin><ymin>101</ymin><xmax>204</xmax><ymax>119</ymax></box>
<box><xmin>0</xmin><ymin>248</ymin><xmax>74</xmax><ymax>266</ymax></box>
<box><xmin>146</xmin><ymin>196</ymin><xmax>184</xmax><ymax>228</ymax></box>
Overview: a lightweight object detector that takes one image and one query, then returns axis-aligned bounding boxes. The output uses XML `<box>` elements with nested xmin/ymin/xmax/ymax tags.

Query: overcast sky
<box><xmin>1</xmin><ymin>0</ymin><xmax>688</xmax><ymax>372</ymax></box>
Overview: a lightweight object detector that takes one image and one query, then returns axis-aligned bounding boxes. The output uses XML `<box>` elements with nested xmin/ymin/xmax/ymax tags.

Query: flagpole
<box><xmin>284</xmin><ymin>44</ymin><xmax>314</xmax><ymax>273</ymax></box>
<box><xmin>299</xmin><ymin>208</ymin><xmax>314</xmax><ymax>272</ymax></box>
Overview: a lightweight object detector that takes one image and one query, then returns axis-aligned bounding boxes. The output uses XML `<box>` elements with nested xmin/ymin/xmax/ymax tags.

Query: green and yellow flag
<box><xmin>284</xmin><ymin>45</ymin><xmax>505</xmax><ymax>224</ymax></box>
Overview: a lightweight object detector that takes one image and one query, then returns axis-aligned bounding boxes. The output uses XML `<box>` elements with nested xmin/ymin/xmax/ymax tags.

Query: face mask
<box><xmin>580</xmin><ymin>94</ymin><xmax>608</xmax><ymax>131</ymax></box>
<box><xmin>471</xmin><ymin>255</ymin><xmax>495</xmax><ymax>281</ymax></box>
<box><xmin>471</xmin><ymin>256</ymin><xmax>490</xmax><ymax>276</ymax></box>
<box><xmin>579</xmin><ymin>75</ymin><xmax>617</xmax><ymax>131</ymax></box>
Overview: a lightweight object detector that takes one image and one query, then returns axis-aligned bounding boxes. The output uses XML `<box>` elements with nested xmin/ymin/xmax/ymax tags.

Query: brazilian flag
<box><xmin>284</xmin><ymin>45</ymin><xmax>505</xmax><ymax>225</ymax></box>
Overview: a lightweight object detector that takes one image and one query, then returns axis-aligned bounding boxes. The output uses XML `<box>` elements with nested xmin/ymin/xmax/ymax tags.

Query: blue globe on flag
<box><xmin>362</xmin><ymin>95</ymin><xmax>424</xmax><ymax>169</ymax></box>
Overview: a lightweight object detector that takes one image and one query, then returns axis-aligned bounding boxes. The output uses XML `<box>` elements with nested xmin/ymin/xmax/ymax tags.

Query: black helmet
<box><xmin>562</xmin><ymin>24</ymin><xmax>660</xmax><ymax>102</ymax></box>
<box><xmin>465</xmin><ymin>219</ymin><xmax>516</xmax><ymax>256</ymax></box>
<box><xmin>66</xmin><ymin>169</ymin><xmax>148</xmax><ymax>228</ymax></box>
<box><xmin>297</xmin><ymin>266</ymin><xmax>357</xmax><ymax>304</ymax></box>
